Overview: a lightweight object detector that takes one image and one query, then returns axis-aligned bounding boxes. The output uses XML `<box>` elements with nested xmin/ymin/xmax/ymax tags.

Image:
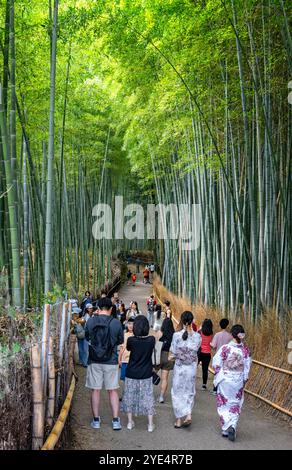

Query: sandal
<box><xmin>182</xmin><ymin>419</ymin><xmax>192</xmax><ymax>428</ymax></box>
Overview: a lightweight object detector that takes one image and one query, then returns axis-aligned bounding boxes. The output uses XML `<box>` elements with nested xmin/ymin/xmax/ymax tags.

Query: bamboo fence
<box><xmin>153</xmin><ymin>276</ymin><xmax>292</xmax><ymax>422</ymax></box>
<box><xmin>30</xmin><ymin>300</ymin><xmax>73</xmax><ymax>450</ymax></box>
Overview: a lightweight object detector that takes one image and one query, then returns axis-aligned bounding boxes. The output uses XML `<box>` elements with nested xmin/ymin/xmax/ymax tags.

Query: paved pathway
<box><xmin>68</xmin><ymin>277</ymin><xmax>292</xmax><ymax>450</ymax></box>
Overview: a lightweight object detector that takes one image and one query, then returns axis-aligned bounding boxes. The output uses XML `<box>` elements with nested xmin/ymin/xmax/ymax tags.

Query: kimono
<box><xmin>170</xmin><ymin>330</ymin><xmax>202</xmax><ymax>418</ymax></box>
<box><xmin>212</xmin><ymin>341</ymin><xmax>252</xmax><ymax>432</ymax></box>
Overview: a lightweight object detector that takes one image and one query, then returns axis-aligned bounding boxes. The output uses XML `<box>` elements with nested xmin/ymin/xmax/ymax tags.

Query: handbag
<box><xmin>152</xmin><ymin>371</ymin><xmax>161</xmax><ymax>385</ymax></box>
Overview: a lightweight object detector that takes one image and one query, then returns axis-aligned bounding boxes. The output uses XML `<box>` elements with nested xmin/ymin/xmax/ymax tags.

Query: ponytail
<box><xmin>182</xmin><ymin>328</ymin><xmax>188</xmax><ymax>341</ymax></box>
<box><xmin>181</xmin><ymin>311</ymin><xmax>194</xmax><ymax>341</ymax></box>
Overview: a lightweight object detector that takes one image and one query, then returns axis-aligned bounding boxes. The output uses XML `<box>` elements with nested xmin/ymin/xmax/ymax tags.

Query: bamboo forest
<box><xmin>0</xmin><ymin>0</ymin><xmax>291</xmax><ymax>453</ymax></box>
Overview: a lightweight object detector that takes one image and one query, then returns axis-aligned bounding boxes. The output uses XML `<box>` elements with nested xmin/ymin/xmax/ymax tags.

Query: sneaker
<box><xmin>90</xmin><ymin>417</ymin><xmax>101</xmax><ymax>429</ymax></box>
<box><xmin>159</xmin><ymin>396</ymin><xmax>164</xmax><ymax>404</ymax></box>
<box><xmin>201</xmin><ymin>385</ymin><xmax>207</xmax><ymax>391</ymax></box>
<box><xmin>228</xmin><ymin>426</ymin><xmax>236</xmax><ymax>442</ymax></box>
<box><xmin>222</xmin><ymin>431</ymin><xmax>228</xmax><ymax>438</ymax></box>
<box><xmin>211</xmin><ymin>390</ymin><xmax>217</xmax><ymax>396</ymax></box>
<box><xmin>127</xmin><ymin>421</ymin><xmax>135</xmax><ymax>430</ymax></box>
<box><xmin>148</xmin><ymin>424</ymin><xmax>155</xmax><ymax>433</ymax></box>
<box><xmin>112</xmin><ymin>417</ymin><xmax>122</xmax><ymax>431</ymax></box>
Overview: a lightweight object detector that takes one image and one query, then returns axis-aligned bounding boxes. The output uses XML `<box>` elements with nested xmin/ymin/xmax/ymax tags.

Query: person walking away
<box><xmin>210</xmin><ymin>318</ymin><xmax>232</xmax><ymax>395</ymax></box>
<box><xmin>147</xmin><ymin>295</ymin><xmax>157</xmax><ymax>328</ymax></box>
<box><xmin>212</xmin><ymin>324</ymin><xmax>252</xmax><ymax>442</ymax></box>
<box><xmin>127</xmin><ymin>269</ymin><xmax>132</xmax><ymax>285</ymax></box>
<box><xmin>153</xmin><ymin>304</ymin><xmax>163</xmax><ymax>332</ymax></box>
<box><xmin>150</xmin><ymin>263</ymin><xmax>155</xmax><ymax>280</ymax></box>
<box><xmin>81</xmin><ymin>291</ymin><xmax>93</xmax><ymax>314</ymax></box>
<box><xmin>170</xmin><ymin>311</ymin><xmax>201</xmax><ymax>428</ymax></box>
<box><xmin>198</xmin><ymin>319</ymin><xmax>213</xmax><ymax>390</ymax></box>
<box><xmin>118</xmin><ymin>317</ymin><xmax>135</xmax><ymax>400</ymax></box>
<box><xmin>72</xmin><ymin>308</ymin><xmax>87</xmax><ymax>367</ymax></box>
<box><xmin>163</xmin><ymin>300</ymin><xmax>171</xmax><ymax>316</ymax></box>
<box><xmin>158</xmin><ymin>308</ymin><xmax>175</xmax><ymax>404</ymax></box>
<box><xmin>143</xmin><ymin>267</ymin><xmax>150</xmax><ymax>284</ymax></box>
<box><xmin>85</xmin><ymin>297</ymin><xmax>124</xmax><ymax>430</ymax></box>
<box><xmin>121</xmin><ymin>316</ymin><xmax>156</xmax><ymax>432</ymax></box>
<box><xmin>132</xmin><ymin>273</ymin><xmax>137</xmax><ymax>286</ymax></box>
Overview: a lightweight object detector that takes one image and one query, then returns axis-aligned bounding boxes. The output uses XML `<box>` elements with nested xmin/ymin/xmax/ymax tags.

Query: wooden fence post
<box><xmin>31</xmin><ymin>344</ymin><xmax>45</xmax><ymax>450</ymax></box>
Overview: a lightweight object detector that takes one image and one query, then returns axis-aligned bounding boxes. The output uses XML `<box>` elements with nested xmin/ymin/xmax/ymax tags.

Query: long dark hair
<box><xmin>155</xmin><ymin>304</ymin><xmax>162</xmax><ymax>320</ymax></box>
<box><xmin>181</xmin><ymin>311</ymin><xmax>194</xmax><ymax>341</ymax></box>
<box><xmin>201</xmin><ymin>318</ymin><xmax>213</xmax><ymax>336</ymax></box>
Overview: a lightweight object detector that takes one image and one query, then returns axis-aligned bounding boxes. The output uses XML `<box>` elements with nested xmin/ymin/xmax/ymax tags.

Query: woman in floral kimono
<box><xmin>170</xmin><ymin>311</ymin><xmax>202</xmax><ymax>428</ymax></box>
<box><xmin>212</xmin><ymin>324</ymin><xmax>252</xmax><ymax>442</ymax></box>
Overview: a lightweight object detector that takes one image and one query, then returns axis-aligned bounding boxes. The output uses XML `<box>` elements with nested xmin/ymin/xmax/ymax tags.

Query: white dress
<box><xmin>170</xmin><ymin>330</ymin><xmax>202</xmax><ymax>418</ymax></box>
<box><xmin>212</xmin><ymin>341</ymin><xmax>252</xmax><ymax>432</ymax></box>
<box><xmin>153</xmin><ymin>312</ymin><xmax>163</xmax><ymax>332</ymax></box>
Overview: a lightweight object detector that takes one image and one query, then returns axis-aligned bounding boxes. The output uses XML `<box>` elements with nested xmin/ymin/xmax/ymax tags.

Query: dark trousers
<box><xmin>198</xmin><ymin>352</ymin><xmax>211</xmax><ymax>385</ymax></box>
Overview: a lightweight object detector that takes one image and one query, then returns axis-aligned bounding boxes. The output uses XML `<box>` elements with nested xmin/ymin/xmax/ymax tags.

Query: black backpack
<box><xmin>89</xmin><ymin>317</ymin><xmax>114</xmax><ymax>362</ymax></box>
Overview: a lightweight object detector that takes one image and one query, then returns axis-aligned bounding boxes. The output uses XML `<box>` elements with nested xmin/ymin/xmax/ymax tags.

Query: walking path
<box><xmin>68</xmin><ymin>277</ymin><xmax>292</xmax><ymax>450</ymax></box>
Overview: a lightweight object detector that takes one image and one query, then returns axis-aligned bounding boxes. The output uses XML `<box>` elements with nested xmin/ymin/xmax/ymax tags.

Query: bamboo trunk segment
<box><xmin>31</xmin><ymin>344</ymin><xmax>45</xmax><ymax>450</ymax></box>
<box><xmin>46</xmin><ymin>336</ymin><xmax>55</xmax><ymax>427</ymax></box>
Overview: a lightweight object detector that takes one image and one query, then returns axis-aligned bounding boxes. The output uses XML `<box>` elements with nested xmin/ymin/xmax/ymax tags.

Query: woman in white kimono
<box><xmin>170</xmin><ymin>311</ymin><xmax>202</xmax><ymax>428</ymax></box>
<box><xmin>212</xmin><ymin>324</ymin><xmax>252</xmax><ymax>442</ymax></box>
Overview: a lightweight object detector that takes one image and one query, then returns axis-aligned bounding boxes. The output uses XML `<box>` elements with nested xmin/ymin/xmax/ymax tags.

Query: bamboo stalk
<box><xmin>41</xmin><ymin>304</ymin><xmax>51</xmax><ymax>395</ymax></box>
<box><xmin>31</xmin><ymin>344</ymin><xmax>45</xmax><ymax>450</ymax></box>
<box><xmin>41</xmin><ymin>375</ymin><xmax>76</xmax><ymax>451</ymax></box>
<box><xmin>46</xmin><ymin>336</ymin><xmax>55</xmax><ymax>427</ymax></box>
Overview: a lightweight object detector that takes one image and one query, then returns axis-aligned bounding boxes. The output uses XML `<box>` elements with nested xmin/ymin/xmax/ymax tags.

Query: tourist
<box><xmin>118</xmin><ymin>316</ymin><xmax>135</xmax><ymax>399</ymax></box>
<box><xmin>158</xmin><ymin>308</ymin><xmax>175</xmax><ymax>404</ymax></box>
<box><xmin>153</xmin><ymin>304</ymin><xmax>163</xmax><ymax>332</ymax></box>
<box><xmin>121</xmin><ymin>316</ymin><xmax>156</xmax><ymax>432</ymax></box>
<box><xmin>127</xmin><ymin>269</ymin><xmax>132</xmax><ymax>285</ymax></box>
<box><xmin>126</xmin><ymin>301</ymin><xmax>142</xmax><ymax>320</ymax></box>
<box><xmin>143</xmin><ymin>266</ymin><xmax>150</xmax><ymax>284</ymax></box>
<box><xmin>163</xmin><ymin>300</ymin><xmax>171</xmax><ymax>316</ymax></box>
<box><xmin>147</xmin><ymin>294</ymin><xmax>157</xmax><ymax>328</ymax></box>
<box><xmin>72</xmin><ymin>307</ymin><xmax>87</xmax><ymax>367</ymax></box>
<box><xmin>170</xmin><ymin>311</ymin><xmax>201</xmax><ymax>428</ymax></box>
<box><xmin>85</xmin><ymin>297</ymin><xmax>124</xmax><ymax>430</ymax></box>
<box><xmin>132</xmin><ymin>273</ymin><xmax>137</xmax><ymax>286</ymax></box>
<box><xmin>210</xmin><ymin>318</ymin><xmax>233</xmax><ymax>395</ymax></box>
<box><xmin>84</xmin><ymin>303</ymin><xmax>94</xmax><ymax>323</ymax></box>
<box><xmin>198</xmin><ymin>319</ymin><xmax>213</xmax><ymax>390</ymax></box>
<box><xmin>150</xmin><ymin>263</ymin><xmax>155</xmax><ymax>279</ymax></box>
<box><xmin>212</xmin><ymin>324</ymin><xmax>252</xmax><ymax>441</ymax></box>
<box><xmin>80</xmin><ymin>291</ymin><xmax>93</xmax><ymax>314</ymax></box>
<box><xmin>119</xmin><ymin>303</ymin><xmax>127</xmax><ymax>328</ymax></box>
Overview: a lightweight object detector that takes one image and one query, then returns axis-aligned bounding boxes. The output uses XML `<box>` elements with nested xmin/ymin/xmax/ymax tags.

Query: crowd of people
<box><xmin>70</xmin><ymin>277</ymin><xmax>252</xmax><ymax>443</ymax></box>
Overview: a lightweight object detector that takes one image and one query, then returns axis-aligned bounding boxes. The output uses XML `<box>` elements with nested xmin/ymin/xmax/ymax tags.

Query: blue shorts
<box><xmin>120</xmin><ymin>362</ymin><xmax>128</xmax><ymax>381</ymax></box>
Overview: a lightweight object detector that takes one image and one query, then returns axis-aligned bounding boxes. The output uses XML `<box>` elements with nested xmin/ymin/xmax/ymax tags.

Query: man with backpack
<box><xmin>85</xmin><ymin>297</ymin><xmax>124</xmax><ymax>430</ymax></box>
